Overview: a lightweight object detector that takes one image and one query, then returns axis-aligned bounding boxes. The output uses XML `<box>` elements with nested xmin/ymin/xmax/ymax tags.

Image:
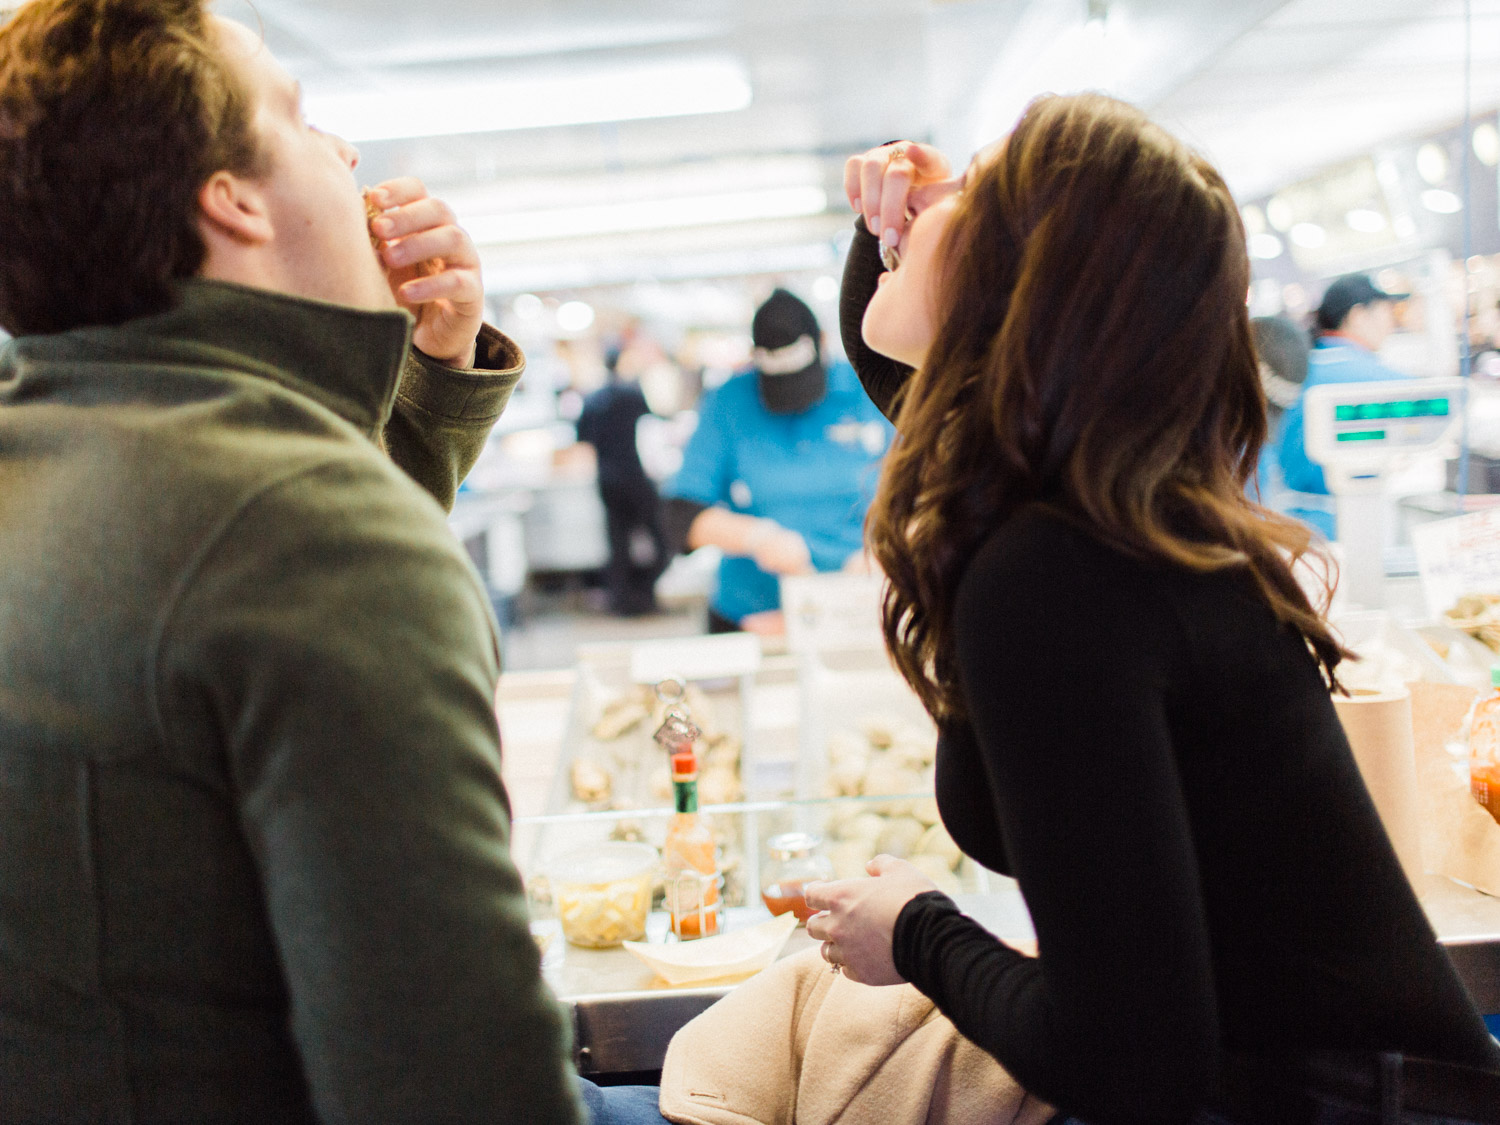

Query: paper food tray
<box><xmin>623</xmin><ymin>912</ymin><xmax>798</xmax><ymax>986</ymax></box>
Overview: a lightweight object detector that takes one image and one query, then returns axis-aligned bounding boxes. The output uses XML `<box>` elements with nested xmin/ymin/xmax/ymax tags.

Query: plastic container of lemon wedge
<box><xmin>551</xmin><ymin>842</ymin><xmax>658</xmax><ymax>948</ymax></box>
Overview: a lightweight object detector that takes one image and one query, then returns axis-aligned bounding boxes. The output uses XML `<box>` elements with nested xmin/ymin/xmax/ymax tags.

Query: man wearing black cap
<box><xmin>1277</xmin><ymin>272</ymin><xmax>1412</xmax><ymax>536</ymax></box>
<box><xmin>663</xmin><ymin>288</ymin><xmax>894</xmax><ymax>634</ymax></box>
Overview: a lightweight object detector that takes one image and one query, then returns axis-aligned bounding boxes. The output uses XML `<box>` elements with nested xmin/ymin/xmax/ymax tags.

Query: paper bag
<box><xmin>1408</xmin><ymin>681</ymin><xmax>1500</xmax><ymax>898</ymax></box>
<box><xmin>1333</xmin><ymin>688</ymin><xmax>1426</xmax><ymax>886</ymax></box>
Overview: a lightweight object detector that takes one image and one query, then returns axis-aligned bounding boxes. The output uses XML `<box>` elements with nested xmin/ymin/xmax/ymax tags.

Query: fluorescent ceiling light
<box><xmin>436</xmin><ymin>156</ymin><xmax>823</xmax><ymax>223</ymax></box>
<box><xmin>329</xmin><ymin>22</ymin><xmax>721</xmax><ymax>68</ymax></box>
<box><xmin>1266</xmin><ymin>196</ymin><xmax>1294</xmax><ymax>232</ymax></box>
<box><xmin>556</xmin><ymin>301</ymin><xmax>596</xmax><ymax>333</ymax></box>
<box><xmin>969</xmin><ymin>3</ymin><xmax>1129</xmax><ymax>148</ymax></box>
<box><xmin>465</xmin><ymin>185</ymin><xmax>829</xmax><ymax>245</ymax></box>
<box><xmin>304</xmin><ymin>55</ymin><xmax>751</xmax><ymax>143</ymax></box>
<box><xmin>1289</xmin><ymin>222</ymin><xmax>1326</xmax><ymax>249</ymax></box>
<box><xmin>1416</xmin><ymin>143</ymin><xmax>1449</xmax><ymax>186</ymax></box>
<box><xmin>1248</xmin><ymin>233</ymin><xmax>1284</xmax><ymax>260</ymax></box>
<box><xmin>1474</xmin><ymin>122</ymin><xmax>1500</xmax><ymax>168</ymax></box>
<box><xmin>511</xmin><ymin>294</ymin><xmax>544</xmax><ymax>321</ymax></box>
<box><xmin>1345</xmin><ymin>208</ymin><xmax>1387</xmax><ymax>233</ymax></box>
<box><xmin>481</xmin><ymin>241</ymin><xmax>839</xmax><ymax>295</ymax></box>
<box><xmin>1421</xmin><ymin>189</ymin><xmax>1462</xmax><ymax>214</ymax></box>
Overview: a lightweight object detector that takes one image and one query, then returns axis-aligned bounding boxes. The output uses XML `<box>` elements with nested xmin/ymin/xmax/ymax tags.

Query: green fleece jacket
<box><xmin>0</xmin><ymin>280</ymin><xmax>584</xmax><ymax>1124</ymax></box>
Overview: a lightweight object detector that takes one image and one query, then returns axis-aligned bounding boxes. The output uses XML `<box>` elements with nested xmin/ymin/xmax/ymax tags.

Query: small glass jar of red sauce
<box><xmin>760</xmin><ymin>832</ymin><xmax>835</xmax><ymax>924</ymax></box>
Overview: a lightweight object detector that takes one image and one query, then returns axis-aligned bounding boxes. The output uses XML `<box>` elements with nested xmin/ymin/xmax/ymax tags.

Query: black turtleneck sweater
<box><xmin>839</xmin><ymin>222</ymin><xmax>1500</xmax><ymax>1125</ymax></box>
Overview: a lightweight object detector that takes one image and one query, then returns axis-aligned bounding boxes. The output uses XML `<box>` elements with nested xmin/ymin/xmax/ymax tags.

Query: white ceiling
<box><xmin>214</xmin><ymin>0</ymin><xmax>1500</xmax><ymax>297</ymax></box>
<box><xmin>1156</xmin><ymin>0</ymin><xmax>1500</xmax><ymax>200</ymax></box>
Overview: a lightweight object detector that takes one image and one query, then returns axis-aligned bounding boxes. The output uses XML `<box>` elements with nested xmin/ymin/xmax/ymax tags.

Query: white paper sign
<box><xmin>628</xmin><ymin>631</ymin><xmax>761</xmax><ymax>685</ymax></box>
<box><xmin>1412</xmin><ymin>508</ymin><xmax>1500</xmax><ymax>620</ymax></box>
<box><xmin>780</xmin><ymin>572</ymin><xmax>885</xmax><ymax>653</ymax></box>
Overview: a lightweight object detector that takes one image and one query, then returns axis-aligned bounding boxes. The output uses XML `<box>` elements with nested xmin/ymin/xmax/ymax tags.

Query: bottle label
<box><xmin>673</xmin><ymin>778</ymin><xmax>698</xmax><ymax>814</ymax></box>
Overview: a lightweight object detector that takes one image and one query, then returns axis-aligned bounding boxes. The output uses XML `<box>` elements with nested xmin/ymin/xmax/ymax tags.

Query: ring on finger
<box><xmin>886</xmin><ymin>145</ymin><xmax>906</xmax><ymax>164</ymax></box>
<box><xmin>821</xmin><ymin>940</ymin><xmax>842</xmax><ymax>975</ymax></box>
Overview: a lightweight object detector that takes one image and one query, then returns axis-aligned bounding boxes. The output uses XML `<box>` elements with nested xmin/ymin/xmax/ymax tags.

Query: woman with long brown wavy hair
<box><xmin>804</xmin><ymin>94</ymin><xmax>1500</xmax><ymax>1125</ymax></box>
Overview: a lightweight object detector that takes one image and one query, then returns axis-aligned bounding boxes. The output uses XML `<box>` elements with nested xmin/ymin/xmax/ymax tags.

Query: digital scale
<box><xmin>1302</xmin><ymin>377</ymin><xmax>1465</xmax><ymax>608</ymax></box>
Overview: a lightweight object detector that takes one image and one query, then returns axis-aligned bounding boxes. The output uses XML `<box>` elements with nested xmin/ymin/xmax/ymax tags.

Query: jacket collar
<box><xmin>80</xmin><ymin>278</ymin><xmax>414</xmax><ymax>433</ymax></box>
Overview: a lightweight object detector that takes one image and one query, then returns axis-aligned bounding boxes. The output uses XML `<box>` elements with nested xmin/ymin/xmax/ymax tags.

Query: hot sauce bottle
<box><xmin>663</xmin><ymin>749</ymin><xmax>722</xmax><ymax>939</ymax></box>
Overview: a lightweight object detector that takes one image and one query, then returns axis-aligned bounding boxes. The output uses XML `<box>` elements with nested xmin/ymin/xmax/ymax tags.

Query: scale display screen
<box><xmin>1302</xmin><ymin>377</ymin><xmax>1463</xmax><ymax>483</ymax></box>
<box><xmin>1333</xmin><ymin>398</ymin><xmax>1450</xmax><ymax>422</ymax></box>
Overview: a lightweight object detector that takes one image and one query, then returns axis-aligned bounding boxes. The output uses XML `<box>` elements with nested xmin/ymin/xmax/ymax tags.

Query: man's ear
<box><xmin>196</xmin><ymin>169</ymin><xmax>274</xmax><ymax>246</ymax></box>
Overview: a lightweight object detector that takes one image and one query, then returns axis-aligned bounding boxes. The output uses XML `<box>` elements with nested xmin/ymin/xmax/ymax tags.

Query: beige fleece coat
<box><xmin>659</xmin><ymin>947</ymin><xmax>1056</xmax><ymax>1125</ymax></box>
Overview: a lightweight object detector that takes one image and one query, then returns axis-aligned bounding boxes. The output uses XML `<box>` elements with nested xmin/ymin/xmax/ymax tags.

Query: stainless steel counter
<box><xmin>551</xmin><ymin>875</ymin><xmax>1500</xmax><ymax>1076</ymax></box>
<box><xmin>1420</xmin><ymin>874</ymin><xmax>1500</xmax><ymax>1014</ymax></box>
<box><xmin>550</xmin><ymin>919</ymin><xmax>820</xmax><ymax>1076</ymax></box>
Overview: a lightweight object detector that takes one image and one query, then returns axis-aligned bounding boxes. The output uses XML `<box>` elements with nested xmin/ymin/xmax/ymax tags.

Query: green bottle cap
<box><xmin>1491</xmin><ymin>666</ymin><xmax>1500</xmax><ymax>688</ymax></box>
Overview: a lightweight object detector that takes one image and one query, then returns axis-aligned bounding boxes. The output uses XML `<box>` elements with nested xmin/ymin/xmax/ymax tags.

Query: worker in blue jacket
<box><xmin>1278</xmin><ymin>273</ymin><xmax>1411</xmax><ymax>538</ymax></box>
<box><xmin>663</xmin><ymin>289</ymin><xmax>893</xmax><ymax>635</ymax></box>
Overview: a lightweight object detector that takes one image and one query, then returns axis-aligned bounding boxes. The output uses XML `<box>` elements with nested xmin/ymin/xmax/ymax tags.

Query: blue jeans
<box><xmin>577</xmin><ymin>1078</ymin><xmax>671</xmax><ymax>1125</ymax></box>
<box><xmin>1055</xmin><ymin>1106</ymin><xmax>1482</xmax><ymax>1125</ymax></box>
<box><xmin>588</xmin><ymin>1085</ymin><xmax>1483</xmax><ymax>1125</ymax></box>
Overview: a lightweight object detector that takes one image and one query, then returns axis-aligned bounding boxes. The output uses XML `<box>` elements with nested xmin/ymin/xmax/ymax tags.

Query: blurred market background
<box><xmin>162</xmin><ymin>0</ymin><xmax>1500</xmax><ymax>665</ymax></box>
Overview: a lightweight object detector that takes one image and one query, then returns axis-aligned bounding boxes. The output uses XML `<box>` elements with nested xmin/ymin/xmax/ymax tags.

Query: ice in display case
<box><xmin>788</xmin><ymin>643</ymin><xmax>952</xmax><ymax>888</ymax></box>
<box><xmin>535</xmin><ymin>634</ymin><xmax>953</xmax><ymax>906</ymax></box>
<box><xmin>544</xmin><ymin>634</ymin><xmax>810</xmax><ymax>820</ymax></box>
<box><xmin>795</xmin><ymin>645</ymin><xmax>935</xmax><ymax>797</ymax></box>
<box><xmin>779</xmin><ymin>572</ymin><xmax>942</xmax><ymax>821</ymax></box>
<box><xmin>549</xmin><ymin>636</ymin><xmax>755</xmax><ymax>817</ymax></box>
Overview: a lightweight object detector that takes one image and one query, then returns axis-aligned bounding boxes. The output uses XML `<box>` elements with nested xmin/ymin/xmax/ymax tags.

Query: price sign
<box><xmin>1412</xmin><ymin>508</ymin><xmax>1500</xmax><ymax>619</ymax></box>
<box><xmin>628</xmin><ymin>632</ymin><xmax>762</xmax><ymax>686</ymax></box>
<box><xmin>780</xmin><ymin>572</ymin><xmax>885</xmax><ymax>653</ymax></box>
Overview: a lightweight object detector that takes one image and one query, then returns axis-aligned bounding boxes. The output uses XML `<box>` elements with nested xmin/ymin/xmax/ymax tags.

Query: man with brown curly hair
<box><xmin>0</xmin><ymin>2</ymin><xmax>584</xmax><ymax>1121</ymax></box>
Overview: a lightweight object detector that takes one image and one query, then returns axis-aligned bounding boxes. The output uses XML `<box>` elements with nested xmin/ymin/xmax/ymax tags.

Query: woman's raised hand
<box><xmin>804</xmin><ymin>854</ymin><xmax>939</xmax><ymax>986</ymax></box>
<box><xmin>843</xmin><ymin>142</ymin><xmax>959</xmax><ymax>254</ymax></box>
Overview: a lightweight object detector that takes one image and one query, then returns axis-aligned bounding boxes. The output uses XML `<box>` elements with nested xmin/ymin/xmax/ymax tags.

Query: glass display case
<box><xmin>514</xmin><ymin>799</ymin><xmax>1500</xmax><ymax>1076</ymax></box>
<box><xmin>545</xmin><ymin>636</ymin><xmax>803</xmax><ymax>816</ymax></box>
<box><xmin>506</xmin><ymin>627</ymin><xmax>1500</xmax><ymax>1076</ymax></box>
<box><xmin>512</xmin><ymin>793</ymin><xmax>1027</xmax><ymax>1077</ymax></box>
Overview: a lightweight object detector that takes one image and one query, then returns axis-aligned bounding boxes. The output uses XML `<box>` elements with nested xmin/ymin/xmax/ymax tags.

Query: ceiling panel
<box><xmin>1155</xmin><ymin>0</ymin><xmax>1500</xmax><ymax>198</ymax></box>
<box><xmin>198</xmin><ymin>0</ymin><xmax>1500</xmax><ymax>293</ymax></box>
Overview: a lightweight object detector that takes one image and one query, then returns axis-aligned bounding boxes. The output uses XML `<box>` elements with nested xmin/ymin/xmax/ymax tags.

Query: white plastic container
<box><xmin>551</xmin><ymin>841</ymin><xmax>658</xmax><ymax>948</ymax></box>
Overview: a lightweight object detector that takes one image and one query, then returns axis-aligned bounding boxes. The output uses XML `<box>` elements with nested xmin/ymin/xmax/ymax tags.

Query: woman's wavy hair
<box><xmin>868</xmin><ymin>93</ymin><xmax>1348</xmax><ymax>723</ymax></box>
